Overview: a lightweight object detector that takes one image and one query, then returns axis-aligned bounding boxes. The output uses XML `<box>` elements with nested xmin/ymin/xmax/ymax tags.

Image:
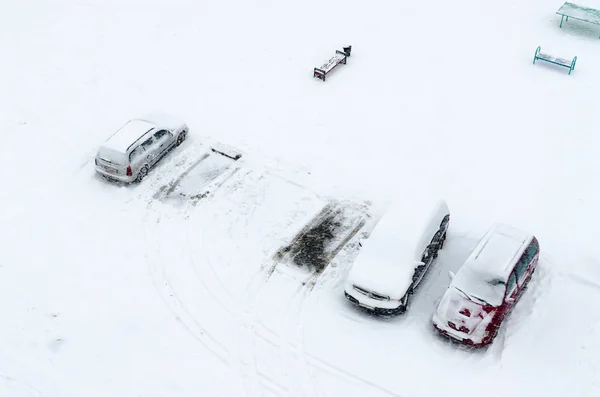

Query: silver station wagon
<box><xmin>95</xmin><ymin>112</ymin><xmax>188</xmax><ymax>183</ymax></box>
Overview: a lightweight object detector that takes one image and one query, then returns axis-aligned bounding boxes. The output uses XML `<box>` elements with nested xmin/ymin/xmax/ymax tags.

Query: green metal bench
<box><xmin>533</xmin><ymin>46</ymin><xmax>577</xmax><ymax>74</ymax></box>
<box><xmin>556</xmin><ymin>2</ymin><xmax>600</xmax><ymax>38</ymax></box>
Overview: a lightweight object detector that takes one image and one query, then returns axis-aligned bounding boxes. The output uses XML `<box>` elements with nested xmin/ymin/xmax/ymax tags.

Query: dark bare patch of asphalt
<box><xmin>274</xmin><ymin>202</ymin><xmax>367</xmax><ymax>274</ymax></box>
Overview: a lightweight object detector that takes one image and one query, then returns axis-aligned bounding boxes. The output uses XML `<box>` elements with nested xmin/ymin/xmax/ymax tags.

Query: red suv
<box><xmin>432</xmin><ymin>223</ymin><xmax>539</xmax><ymax>347</ymax></box>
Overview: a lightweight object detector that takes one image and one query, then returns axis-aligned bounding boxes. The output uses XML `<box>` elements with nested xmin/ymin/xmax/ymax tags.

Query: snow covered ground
<box><xmin>2</xmin><ymin>0</ymin><xmax>600</xmax><ymax>395</ymax></box>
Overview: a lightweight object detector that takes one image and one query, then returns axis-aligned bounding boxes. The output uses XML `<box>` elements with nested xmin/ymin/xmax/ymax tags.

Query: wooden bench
<box><xmin>533</xmin><ymin>46</ymin><xmax>577</xmax><ymax>75</ymax></box>
<box><xmin>313</xmin><ymin>46</ymin><xmax>351</xmax><ymax>81</ymax></box>
<box><xmin>556</xmin><ymin>2</ymin><xmax>600</xmax><ymax>38</ymax></box>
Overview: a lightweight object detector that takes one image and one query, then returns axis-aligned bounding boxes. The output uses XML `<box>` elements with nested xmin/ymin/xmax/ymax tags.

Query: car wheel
<box><xmin>136</xmin><ymin>166</ymin><xmax>149</xmax><ymax>182</ymax></box>
<box><xmin>176</xmin><ymin>131</ymin><xmax>187</xmax><ymax>146</ymax></box>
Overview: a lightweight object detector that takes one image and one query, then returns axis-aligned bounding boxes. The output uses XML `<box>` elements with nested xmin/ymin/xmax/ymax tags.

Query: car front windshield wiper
<box><xmin>453</xmin><ymin>286</ymin><xmax>471</xmax><ymax>299</ymax></box>
<box><xmin>468</xmin><ymin>294</ymin><xmax>492</xmax><ymax>306</ymax></box>
<box><xmin>454</xmin><ymin>286</ymin><xmax>491</xmax><ymax>306</ymax></box>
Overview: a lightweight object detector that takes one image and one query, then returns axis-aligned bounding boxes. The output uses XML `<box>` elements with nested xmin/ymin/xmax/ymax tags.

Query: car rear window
<box><xmin>97</xmin><ymin>147</ymin><xmax>127</xmax><ymax>166</ymax></box>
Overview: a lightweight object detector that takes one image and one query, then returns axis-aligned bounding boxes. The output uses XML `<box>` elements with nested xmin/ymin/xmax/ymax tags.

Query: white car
<box><xmin>95</xmin><ymin>112</ymin><xmax>188</xmax><ymax>183</ymax></box>
<box><xmin>344</xmin><ymin>198</ymin><xmax>450</xmax><ymax>315</ymax></box>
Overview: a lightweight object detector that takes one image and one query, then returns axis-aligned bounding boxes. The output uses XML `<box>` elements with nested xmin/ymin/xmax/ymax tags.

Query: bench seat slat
<box><xmin>537</xmin><ymin>52</ymin><xmax>572</xmax><ymax>67</ymax></box>
<box><xmin>318</xmin><ymin>53</ymin><xmax>346</xmax><ymax>73</ymax></box>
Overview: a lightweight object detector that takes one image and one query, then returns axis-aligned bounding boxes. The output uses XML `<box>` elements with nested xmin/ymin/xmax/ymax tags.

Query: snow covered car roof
<box><xmin>347</xmin><ymin>198</ymin><xmax>449</xmax><ymax>300</ymax></box>
<box><xmin>103</xmin><ymin>119</ymin><xmax>156</xmax><ymax>153</ymax></box>
<box><xmin>463</xmin><ymin>223</ymin><xmax>533</xmax><ymax>280</ymax></box>
<box><xmin>450</xmin><ymin>223</ymin><xmax>534</xmax><ymax>307</ymax></box>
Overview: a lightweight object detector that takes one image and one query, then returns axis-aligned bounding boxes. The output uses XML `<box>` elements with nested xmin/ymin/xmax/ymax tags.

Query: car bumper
<box><xmin>344</xmin><ymin>290</ymin><xmax>406</xmax><ymax>315</ymax></box>
<box><xmin>95</xmin><ymin>166</ymin><xmax>136</xmax><ymax>183</ymax></box>
<box><xmin>432</xmin><ymin>315</ymin><xmax>489</xmax><ymax>347</ymax></box>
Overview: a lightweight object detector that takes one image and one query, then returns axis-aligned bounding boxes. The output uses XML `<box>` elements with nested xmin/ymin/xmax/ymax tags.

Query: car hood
<box><xmin>437</xmin><ymin>288</ymin><xmax>496</xmax><ymax>334</ymax></box>
<box><xmin>347</xmin><ymin>255</ymin><xmax>415</xmax><ymax>300</ymax></box>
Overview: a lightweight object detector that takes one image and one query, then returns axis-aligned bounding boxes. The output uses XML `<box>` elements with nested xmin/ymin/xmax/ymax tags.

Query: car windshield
<box><xmin>452</xmin><ymin>267</ymin><xmax>506</xmax><ymax>307</ymax></box>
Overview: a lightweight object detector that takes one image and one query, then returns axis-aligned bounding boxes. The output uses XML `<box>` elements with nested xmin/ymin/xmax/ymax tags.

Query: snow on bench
<box><xmin>317</xmin><ymin>53</ymin><xmax>346</xmax><ymax>74</ymax></box>
<box><xmin>556</xmin><ymin>2</ymin><xmax>600</xmax><ymax>38</ymax></box>
<box><xmin>313</xmin><ymin>46</ymin><xmax>351</xmax><ymax>81</ymax></box>
<box><xmin>533</xmin><ymin>46</ymin><xmax>577</xmax><ymax>75</ymax></box>
<box><xmin>536</xmin><ymin>53</ymin><xmax>571</xmax><ymax>67</ymax></box>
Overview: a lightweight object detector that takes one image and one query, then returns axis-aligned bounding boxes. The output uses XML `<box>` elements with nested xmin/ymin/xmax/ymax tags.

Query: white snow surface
<box><xmin>140</xmin><ymin>110</ymin><xmax>187</xmax><ymax>133</ymax></box>
<box><xmin>2</xmin><ymin>0</ymin><xmax>600</xmax><ymax>396</ymax></box>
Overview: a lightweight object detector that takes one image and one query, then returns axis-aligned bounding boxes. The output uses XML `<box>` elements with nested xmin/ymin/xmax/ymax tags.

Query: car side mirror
<box><xmin>448</xmin><ymin>271</ymin><xmax>455</xmax><ymax>280</ymax></box>
<box><xmin>415</xmin><ymin>261</ymin><xmax>425</xmax><ymax>268</ymax></box>
<box><xmin>505</xmin><ymin>297</ymin><xmax>515</xmax><ymax>304</ymax></box>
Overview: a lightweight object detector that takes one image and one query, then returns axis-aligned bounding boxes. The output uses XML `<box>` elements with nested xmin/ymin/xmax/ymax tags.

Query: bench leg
<box><xmin>560</xmin><ymin>15</ymin><xmax>564</xmax><ymax>28</ymax></box>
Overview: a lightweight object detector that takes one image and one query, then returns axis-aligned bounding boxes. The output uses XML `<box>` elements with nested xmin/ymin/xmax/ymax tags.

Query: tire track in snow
<box><xmin>169</xmin><ymin>165</ymin><xmax>315</xmax><ymax>396</ymax></box>
<box><xmin>143</xmin><ymin>153</ymin><xmax>374</xmax><ymax>396</ymax></box>
<box><xmin>279</xmin><ymin>271</ymin><xmax>322</xmax><ymax>397</ymax></box>
<box><xmin>233</xmin><ymin>203</ymin><xmax>332</xmax><ymax>396</ymax></box>
<box><xmin>90</xmin><ymin>143</ymin><xmax>237</xmax><ymax>366</ymax></box>
<box><xmin>184</xmin><ymin>169</ymin><xmax>274</xmax><ymax>397</ymax></box>
<box><xmin>271</xmin><ymin>200</ymin><xmax>368</xmax><ymax>396</ymax></box>
<box><xmin>143</xmin><ymin>208</ymin><xmax>231</xmax><ymax>365</ymax></box>
<box><xmin>142</xmin><ymin>149</ymin><xmax>249</xmax><ymax>374</ymax></box>
<box><xmin>237</xmin><ymin>265</ymin><xmax>283</xmax><ymax>396</ymax></box>
<box><xmin>287</xmin><ymin>226</ymin><xmax>384</xmax><ymax>397</ymax></box>
<box><xmin>238</xmin><ymin>265</ymin><xmax>323</xmax><ymax>397</ymax></box>
<box><xmin>256</xmin><ymin>201</ymin><xmax>369</xmax><ymax>397</ymax></box>
<box><xmin>181</xmin><ymin>168</ymin><xmax>258</xmax><ymax>321</ymax></box>
<box><xmin>304</xmin><ymin>351</ymin><xmax>405</xmax><ymax>397</ymax></box>
<box><xmin>145</xmin><ymin>159</ymin><xmax>317</xmax><ymax>396</ymax></box>
<box><xmin>226</xmin><ymin>177</ymin><xmax>353</xmax><ymax>396</ymax></box>
<box><xmin>211</xmin><ymin>168</ymin><xmax>294</xmax><ymax>396</ymax></box>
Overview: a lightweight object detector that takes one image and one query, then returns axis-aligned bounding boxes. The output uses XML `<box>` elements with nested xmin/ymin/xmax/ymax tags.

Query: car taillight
<box><xmin>126</xmin><ymin>166</ymin><xmax>132</xmax><ymax>176</ymax></box>
<box><xmin>482</xmin><ymin>305</ymin><xmax>494</xmax><ymax>314</ymax></box>
<box><xmin>459</xmin><ymin>308</ymin><xmax>471</xmax><ymax>317</ymax></box>
<box><xmin>448</xmin><ymin>322</ymin><xmax>470</xmax><ymax>334</ymax></box>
